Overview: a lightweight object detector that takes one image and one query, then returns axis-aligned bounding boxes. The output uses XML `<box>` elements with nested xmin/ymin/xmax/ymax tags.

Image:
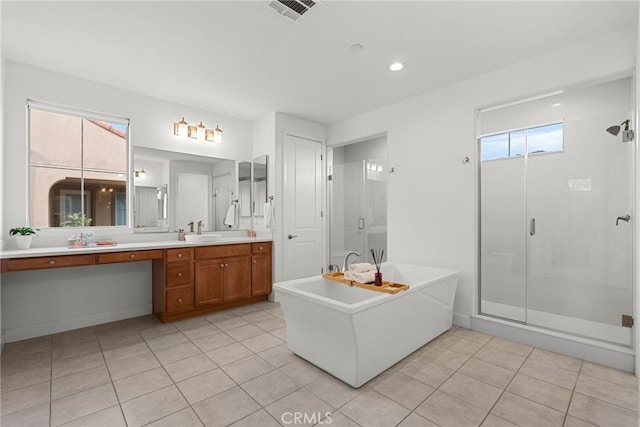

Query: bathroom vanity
<box><xmin>1</xmin><ymin>239</ymin><xmax>272</xmax><ymax>325</ymax></box>
<box><xmin>158</xmin><ymin>241</ymin><xmax>272</xmax><ymax>321</ymax></box>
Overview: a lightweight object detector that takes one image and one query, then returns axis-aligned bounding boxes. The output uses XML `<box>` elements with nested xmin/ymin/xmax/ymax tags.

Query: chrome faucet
<box><xmin>342</xmin><ymin>251</ymin><xmax>360</xmax><ymax>272</ymax></box>
<box><xmin>197</xmin><ymin>220</ymin><xmax>204</xmax><ymax>235</ymax></box>
<box><xmin>187</xmin><ymin>221</ymin><xmax>194</xmax><ymax>233</ymax></box>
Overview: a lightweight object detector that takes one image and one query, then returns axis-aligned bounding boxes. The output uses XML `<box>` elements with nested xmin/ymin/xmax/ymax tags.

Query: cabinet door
<box><xmin>251</xmin><ymin>253</ymin><xmax>272</xmax><ymax>296</ymax></box>
<box><xmin>195</xmin><ymin>259</ymin><xmax>224</xmax><ymax>306</ymax></box>
<box><xmin>223</xmin><ymin>255</ymin><xmax>251</xmax><ymax>302</ymax></box>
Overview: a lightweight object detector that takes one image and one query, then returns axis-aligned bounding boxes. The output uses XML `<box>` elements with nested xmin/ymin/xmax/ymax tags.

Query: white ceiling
<box><xmin>2</xmin><ymin>1</ymin><xmax>638</xmax><ymax>125</ymax></box>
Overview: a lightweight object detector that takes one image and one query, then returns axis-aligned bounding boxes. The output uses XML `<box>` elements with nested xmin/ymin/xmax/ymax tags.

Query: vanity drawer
<box><xmin>195</xmin><ymin>244</ymin><xmax>250</xmax><ymax>260</ymax></box>
<box><xmin>6</xmin><ymin>254</ymin><xmax>94</xmax><ymax>271</ymax></box>
<box><xmin>166</xmin><ymin>248</ymin><xmax>193</xmax><ymax>263</ymax></box>
<box><xmin>166</xmin><ymin>287</ymin><xmax>194</xmax><ymax>314</ymax></box>
<box><xmin>166</xmin><ymin>262</ymin><xmax>192</xmax><ymax>287</ymax></box>
<box><xmin>251</xmin><ymin>242</ymin><xmax>271</xmax><ymax>254</ymax></box>
<box><xmin>97</xmin><ymin>249</ymin><xmax>163</xmax><ymax>264</ymax></box>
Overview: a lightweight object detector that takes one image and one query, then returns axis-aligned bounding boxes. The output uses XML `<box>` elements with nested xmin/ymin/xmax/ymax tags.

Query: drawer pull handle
<box><xmin>225</xmin><ymin>264</ymin><xmax>229</xmax><ymax>267</ymax></box>
<box><xmin>259</xmin><ymin>246</ymin><xmax>263</xmax><ymax>250</ymax></box>
<box><xmin>177</xmin><ymin>253</ymin><xmax>182</xmax><ymax>258</ymax></box>
<box><xmin>177</xmin><ymin>272</ymin><xmax>182</xmax><ymax>277</ymax></box>
<box><xmin>49</xmin><ymin>260</ymin><xmax>56</xmax><ymax>265</ymax></box>
<box><xmin>221</xmin><ymin>264</ymin><xmax>224</xmax><ymax>268</ymax></box>
<box><xmin>130</xmin><ymin>254</ymin><xmax>135</xmax><ymax>259</ymax></box>
<box><xmin>178</xmin><ymin>298</ymin><xmax>183</xmax><ymax>303</ymax></box>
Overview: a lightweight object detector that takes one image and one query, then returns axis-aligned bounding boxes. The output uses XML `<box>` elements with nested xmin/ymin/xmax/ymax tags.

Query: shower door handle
<box><xmin>358</xmin><ymin>218</ymin><xmax>365</xmax><ymax>230</ymax></box>
<box><xmin>529</xmin><ymin>218</ymin><xmax>536</xmax><ymax>236</ymax></box>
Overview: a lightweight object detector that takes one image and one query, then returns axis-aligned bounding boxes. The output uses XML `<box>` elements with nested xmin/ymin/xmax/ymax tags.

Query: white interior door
<box><xmin>176</xmin><ymin>172</ymin><xmax>210</xmax><ymax>232</ymax></box>
<box><xmin>283</xmin><ymin>134</ymin><xmax>323</xmax><ymax>280</ymax></box>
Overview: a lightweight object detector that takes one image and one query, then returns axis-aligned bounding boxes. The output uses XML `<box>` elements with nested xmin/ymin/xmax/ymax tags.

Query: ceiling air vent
<box><xmin>268</xmin><ymin>0</ymin><xmax>317</xmax><ymax>21</ymax></box>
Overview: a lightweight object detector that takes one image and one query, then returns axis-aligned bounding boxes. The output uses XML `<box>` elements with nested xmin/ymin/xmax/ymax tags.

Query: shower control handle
<box><xmin>288</xmin><ymin>234</ymin><xmax>298</xmax><ymax>239</ymax></box>
<box><xmin>529</xmin><ymin>218</ymin><xmax>536</xmax><ymax>236</ymax></box>
<box><xmin>616</xmin><ymin>215</ymin><xmax>631</xmax><ymax>226</ymax></box>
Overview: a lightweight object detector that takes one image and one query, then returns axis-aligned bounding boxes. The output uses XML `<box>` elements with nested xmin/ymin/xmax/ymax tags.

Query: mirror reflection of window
<box><xmin>29</xmin><ymin>102</ymin><xmax>129</xmax><ymax>228</ymax></box>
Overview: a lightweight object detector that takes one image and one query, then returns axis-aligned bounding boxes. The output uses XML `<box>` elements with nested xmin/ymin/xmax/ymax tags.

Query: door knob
<box><xmin>288</xmin><ymin>234</ymin><xmax>298</xmax><ymax>239</ymax></box>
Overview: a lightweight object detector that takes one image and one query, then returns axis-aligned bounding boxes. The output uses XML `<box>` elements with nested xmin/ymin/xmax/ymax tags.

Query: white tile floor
<box><xmin>1</xmin><ymin>301</ymin><xmax>638</xmax><ymax>426</ymax></box>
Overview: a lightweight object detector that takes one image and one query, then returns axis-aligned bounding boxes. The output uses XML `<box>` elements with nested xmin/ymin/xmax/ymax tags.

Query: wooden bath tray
<box><xmin>322</xmin><ymin>272</ymin><xmax>409</xmax><ymax>294</ymax></box>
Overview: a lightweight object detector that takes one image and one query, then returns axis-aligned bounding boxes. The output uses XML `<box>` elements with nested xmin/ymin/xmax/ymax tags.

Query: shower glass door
<box><xmin>330</xmin><ymin>158</ymin><xmax>387</xmax><ymax>269</ymax></box>
<box><xmin>480</xmin><ymin>76</ymin><xmax>633</xmax><ymax>346</ymax></box>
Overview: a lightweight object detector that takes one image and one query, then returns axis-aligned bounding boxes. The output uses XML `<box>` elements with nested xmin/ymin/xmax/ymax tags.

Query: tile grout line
<box><xmin>562</xmin><ymin>360</ymin><xmax>583</xmax><ymax>427</ymax></box>
<box><xmin>474</xmin><ymin>336</ymin><xmax>532</xmax><ymax>426</ymax></box>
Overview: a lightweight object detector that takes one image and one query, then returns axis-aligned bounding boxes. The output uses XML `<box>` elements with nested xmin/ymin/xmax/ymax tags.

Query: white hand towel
<box><xmin>348</xmin><ymin>263</ymin><xmax>375</xmax><ymax>273</ymax></box>
<box><xmin>344</xmin><ymin>271</ymin><xmax>355</xmax><ymax>281</ymax></box>
<box><xmin>223</xmin><ymin>204</ymin><xmax>236</xmax><ymax>228</ymax></box>
<box><xmin>352</xmin><ymin>271</ymin><xmax>376</xmax><ymax>284</ymax></box>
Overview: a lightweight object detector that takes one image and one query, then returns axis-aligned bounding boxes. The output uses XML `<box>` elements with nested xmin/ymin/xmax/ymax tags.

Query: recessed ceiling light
<box><xmin>388</xmin><ymin>62</ymin><xmax>405</xmax><ymax>72</ymax></box>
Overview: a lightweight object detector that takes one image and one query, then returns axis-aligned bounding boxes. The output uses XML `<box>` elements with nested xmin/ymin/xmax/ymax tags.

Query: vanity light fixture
<box><xmin>173</xmin><ymin>118</ymin><xmax>223</xmax><ymax>143</ymax></box>
<box><xmin>206</xmin><ymin>125</ymin><xmax>223</xmax><ymax>144</ymax></box>
<box><xmin>173</xmin><ymin>117</ymin><xmax>188</xmax><ymax>137</ymax></box>
<box><xmin>134</xmin><ymin>169</ymin><xmax>146</xmax><ymax>178</ymax></box>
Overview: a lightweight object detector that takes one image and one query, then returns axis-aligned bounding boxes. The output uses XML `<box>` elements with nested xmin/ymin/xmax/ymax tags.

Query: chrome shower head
<box><xmin>606</xmin><ymin>124</ymin><xmax>621</xmax><ymax>136</ymax></box>
<box><xmin>606</xmin><ymin>120</ymin><xmax>634</xmax><ymax>142</ymax></box>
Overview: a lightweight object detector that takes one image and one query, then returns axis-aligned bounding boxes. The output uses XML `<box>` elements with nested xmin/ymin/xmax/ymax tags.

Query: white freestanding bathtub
<box><xmin>273</xmin><ymin>262</ymin><xmax>458</xmax><ymax>388</ymax></box>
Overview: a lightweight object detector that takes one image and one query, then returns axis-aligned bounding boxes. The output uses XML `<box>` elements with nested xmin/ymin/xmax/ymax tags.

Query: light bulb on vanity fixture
<box><xmin>173</xmin><ymin>117</ymin><xmax>188</xmax><ymax>137</ymax></box>
<box><xmin>206</xmin><ymin>125</ymin><xmax>223</xmax><ymax>144</ymax></box>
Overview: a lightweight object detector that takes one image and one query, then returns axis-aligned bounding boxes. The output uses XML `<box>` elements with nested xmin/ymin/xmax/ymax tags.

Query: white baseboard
<box><xmin>453</xmin><ymin>312</ymin><xmax>471</xmax><ymax>329</ymax></box>
<box><xmin>3</xmin><ymin>304</ymin><xmax>153</xmax><ymax>343</ymax></box>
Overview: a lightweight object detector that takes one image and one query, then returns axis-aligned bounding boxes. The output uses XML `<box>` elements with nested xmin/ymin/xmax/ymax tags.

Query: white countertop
<box><xmin>0</xmin><ymin>237</ymin><xmax>272</xmax><ymax>259</ymax></box>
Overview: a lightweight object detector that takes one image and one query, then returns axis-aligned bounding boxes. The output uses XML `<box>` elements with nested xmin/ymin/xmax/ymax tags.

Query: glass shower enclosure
<box><xmin>329</xmin><ymin>156</ymin><xmax>387</xmax><ymax>270</ymax></box>
<box><xmin>479</xmin><ymin>76</ymin><xmax>634</xmax><ymax>347</ymax></box>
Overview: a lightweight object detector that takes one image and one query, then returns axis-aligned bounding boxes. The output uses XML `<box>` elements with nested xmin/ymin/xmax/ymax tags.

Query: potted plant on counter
<box><xmin>9</xmin><ymin>226</ymin><xmax>39</xmax><ymax>250</ymax></box>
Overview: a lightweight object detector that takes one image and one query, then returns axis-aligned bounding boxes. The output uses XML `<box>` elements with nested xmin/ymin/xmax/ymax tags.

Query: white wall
<box><xmin>1</xmin><ymin>60</ymin><xmax>254</xmax><ymax>341</ymax></box>
<box><xmin>328</xmin><ymin>27</ymin><xmax>637</xmax><ymax>327</ymax></box>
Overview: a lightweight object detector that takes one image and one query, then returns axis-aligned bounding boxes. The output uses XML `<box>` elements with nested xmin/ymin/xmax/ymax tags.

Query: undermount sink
<box><xmin>184</xmin><ymin>233</ymin><xmax>222</xmax><ymax>243</ymax></box>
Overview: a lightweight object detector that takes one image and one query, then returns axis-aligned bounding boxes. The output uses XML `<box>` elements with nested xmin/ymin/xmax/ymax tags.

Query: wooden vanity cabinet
<box><xmin>194</xmin><ymin>244</ymin><xmax>251</xmax><ymax>306</ymax></box>
<box><xmin>154</xmin><ymin>241</ymin><xmax>272</xmax><ymax>322</ymax></box>
<box><xmin>251</xmin><ymin>242</ymin><xmax>272</xmax><ymax>296</ymax></box>
<box><xmin>162</xmin><ymin>248</ymin><xmax>194</xmax><ymax>315</ymax></box>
